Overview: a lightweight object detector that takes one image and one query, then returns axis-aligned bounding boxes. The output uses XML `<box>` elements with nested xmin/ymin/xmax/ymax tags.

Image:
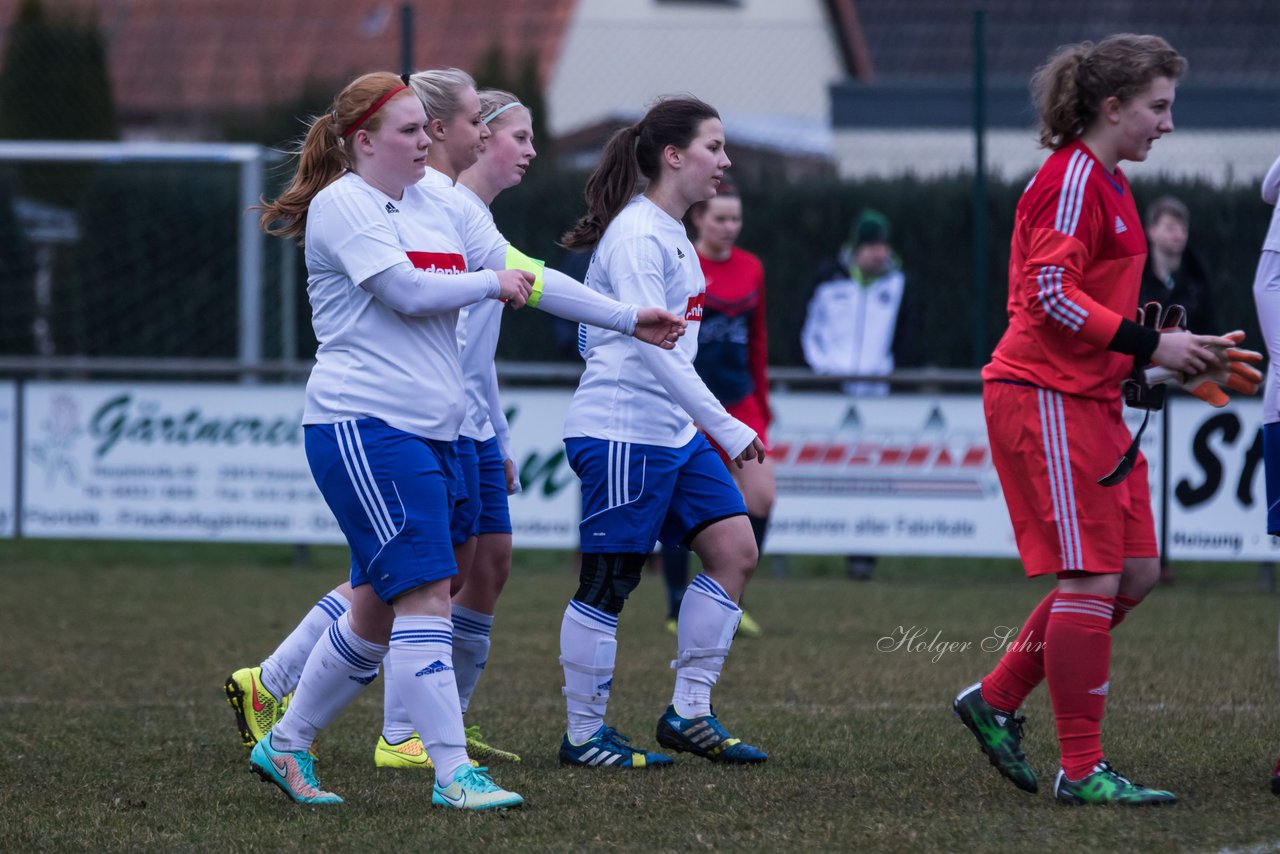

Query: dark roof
<box><xmin>852</xmin><ymin>0</ymin><xmax>1280</xmax><ymax>85</ymax></box>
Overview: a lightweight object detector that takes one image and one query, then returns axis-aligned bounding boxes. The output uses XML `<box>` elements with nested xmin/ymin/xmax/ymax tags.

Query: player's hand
<box><xmin>1146</xmin><ymin>330</ymin><xmax>1263</xmax><ymax>407</ymax></box>
<box><xmin>503</xmin><ymin>458</ymin><xmax>521</xmax><ymax>495</ymax></box>
<box><xmin>496</xmin><ymin>269</ymin><xmax>535</xmax><ymax>309</ymax></box>
<box><xmin>1151</xmin><ymin>330</ymin><xmax>1234</xmax><ymax>376</ymax></box>
<box><xmin>631</xmin><ymin>307</ymin><xmax>687</xmax><ymax>349</ymax></box>
<box><xmin>732</xmin><ymin>436</ymin><xmax>767</xmax><ymax>469</ymax></box>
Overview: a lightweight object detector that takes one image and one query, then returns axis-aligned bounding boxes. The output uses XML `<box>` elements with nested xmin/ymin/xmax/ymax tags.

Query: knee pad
<box><xmin>573</xmin><ymin>552</ymin><xmax>646</xmax><ymax>615</ymax></box>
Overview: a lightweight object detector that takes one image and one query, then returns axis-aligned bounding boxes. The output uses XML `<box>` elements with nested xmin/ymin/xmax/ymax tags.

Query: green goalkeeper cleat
<box><xmin>465</xmin><ymin>724</ymin><xmax>522</xmax><ymax>764</ymax></box>
<box><xmin>953</xmin><ymin>682</ymin><xmax>1037</xmax><ymax>793</ymax></box>
<box><xmin>1053</xmin><ymin>760</ymin><xmax>1177</xmax><ymax>805</ymax></box>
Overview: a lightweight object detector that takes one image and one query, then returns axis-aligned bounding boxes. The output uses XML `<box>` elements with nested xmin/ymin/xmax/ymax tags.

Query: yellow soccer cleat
<box><xmin>374</xmin><ymin>734</ymin><xmax>434</xmax><ymax>770</ymax></box>
<box><xmin>225</xmin><ymin>666</ymin><xmax>287</xmax><ymax>749</ymax></box>
<box><xmin>736</xmin><ymin>610</ymin><xmax>763</xmax><ymax>639</ymax></box>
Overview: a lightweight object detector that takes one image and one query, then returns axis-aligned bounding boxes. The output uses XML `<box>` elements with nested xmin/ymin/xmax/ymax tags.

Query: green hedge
<box><xmin>2</xmin><ymin>167</ymin><xmax>1271</xmax><ymax>367</ymax></box>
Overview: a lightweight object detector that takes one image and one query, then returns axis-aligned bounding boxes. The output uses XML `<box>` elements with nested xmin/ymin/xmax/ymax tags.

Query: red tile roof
<box><xmin>0</xmin><ymin>0</ymin><xmax>577</xmax><ymax>123</ymax></box>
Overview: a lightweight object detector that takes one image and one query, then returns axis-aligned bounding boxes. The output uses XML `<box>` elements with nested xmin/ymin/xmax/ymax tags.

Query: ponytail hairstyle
<box><xmin>478</xmin><ymin>88</ymin><xmax>527</xmax><ymax>128</ymax></box>
<box><xmin>258</xmin><ymin>71</ymin><xmax>409</xmax><ymax>241</ymax></box>
<box><xmin>1032</xmin><ymin>33</ymin><xmax>1186</xmax><ymax>150</ymax></box>
<box><xmin>561</xmin><ymin>96</ymin><xmax>721</xmax><ymax>249</ymax></box>
<box><xmin>408</xmin><ymin>67</ymin><xmax>477</xmax><ymax>124</ymax></box>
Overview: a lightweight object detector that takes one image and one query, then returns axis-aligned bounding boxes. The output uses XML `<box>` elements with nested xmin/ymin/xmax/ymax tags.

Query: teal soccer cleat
<box><xmin>250</xmin><ymin>733</ymin><xmax>342</xmax><ymax>805</ymax></box>
<box><xmin>432</xmin><ymin>766</ymin><xmax>523</xmax><ymax>811</ymax></box>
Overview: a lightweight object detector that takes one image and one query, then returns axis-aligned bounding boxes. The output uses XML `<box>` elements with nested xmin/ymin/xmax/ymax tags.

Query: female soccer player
<box><xmin>555</xmin><ymin>96</ymin><xmax>769</xmax><ymax>768</ymax></box>
<box><xmin>247</xmin><ymin>70</ymin><xmax>531</xmax><ymax>810</ymax></box>
<box><xmin>1252</xmin><ymin>150</ymin><xmax>1280</xmax><ymax>794</ymax></box>
<box><xmin>950</xmin><ymin>34</ymin><xmax>1237</xmax><ymax>805</ymax></box>
<box><xmin>243</xmin><ymin>71</ymin><xmax>684</xmax><ymax>809</ymax></box>
<box><xmin>227</xmin><ymin>71</ymin><xmax>684</xmax><ymax>784</ymax></box>
<box><xmin>660</xmin><ymin>185</ymin><xmax>773</xmax><ymax>637</ymax></box>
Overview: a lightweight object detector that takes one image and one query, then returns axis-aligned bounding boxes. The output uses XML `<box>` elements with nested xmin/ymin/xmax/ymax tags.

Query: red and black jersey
<box><xmin>983</xmin><ymin>139</ymin><xmax>1148</xmax><ymax>400</ymax></box>
<box><xmin>693</xmin><ymin>247</ymin><xmax>770</xmax><ymax>416</ymax></box>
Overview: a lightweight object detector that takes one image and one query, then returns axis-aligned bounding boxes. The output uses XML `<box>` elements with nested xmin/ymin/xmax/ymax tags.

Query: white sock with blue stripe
<box><xmin>560</xmin><ymin>600</ymin><xmax>618</xmax><ymax>744</ymax></box>
<box><xmin>380</xmin><ymin>662</ymin><xmax>415</xmax><ymax>745</ymax></box>
<box><xmin>271</xmin><ymin>610</ymin><xmax>385</xmax><ymax>753</ymax></box>
<box><xmin>451</xmin><ymin>605</ymin><xmax>493</xmax><ymax>715</ymax></box>
<box><xmin>260</xmin><ymin>589</ymin><xmax>351</xmax><ymax>699</ymax></box>
<box><xmin>387</xmin><ymin>615</ymin><xmax>470</xmax><ymax>786</ymax></box>
<box><xmin>671</xmin><ymin>574</ymin><xmax>741</xmax><ymax>718</ymax></box>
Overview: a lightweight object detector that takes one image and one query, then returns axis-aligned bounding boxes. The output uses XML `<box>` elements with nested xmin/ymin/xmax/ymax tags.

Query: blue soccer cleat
<box><xmin>655</xmin><ymin>705</ymin><xmax>767</xmax><ymax>763</ymax></box>
<box><xmin>559</xmin><ymin>725</ymin><xmax>674</xmax><ymax>769</ymax></box>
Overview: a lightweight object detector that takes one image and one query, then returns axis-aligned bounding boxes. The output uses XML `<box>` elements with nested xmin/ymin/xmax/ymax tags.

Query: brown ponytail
<box><xmin>1031</xmin><ymin>33</ymin><xmax>1186</xmax><ymax>150</ymax></box>
<box><xmin>561</xmin><ymin>96</ymin><xmax>720</xmax><ymax>249</ymax></box>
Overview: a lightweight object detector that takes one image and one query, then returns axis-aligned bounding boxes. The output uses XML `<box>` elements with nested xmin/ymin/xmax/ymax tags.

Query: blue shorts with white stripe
<box><xmin>565</xmin><ymin>432</ymin><xmax>746</xmax><ymax>554</ymax></box>
<box><xmin>305</xmin><ymin>418</ymin><xmax>459</xmax><ymax>603</ymax></box>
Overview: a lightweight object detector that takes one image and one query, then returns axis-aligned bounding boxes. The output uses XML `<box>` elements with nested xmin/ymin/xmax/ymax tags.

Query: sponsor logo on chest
<box><xmin>406</xmin><ymin>251</ymin><xmax>467</xmax><ymax>275</ymax></box>
<box><xmin>685</xmin><ymin>293</ymin><xmax>705</xmax><ymax>321</ymax></box>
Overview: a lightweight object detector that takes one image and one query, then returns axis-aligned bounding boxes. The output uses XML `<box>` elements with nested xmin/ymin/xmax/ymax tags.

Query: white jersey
<box><xmin>302</xmin><ymin>172</ymin><xmax>503</xmax><ymax>440</ymax></box>
<box><xmin>451</xmin><ymin>182</ymin><xmax>511</xmax><ymax>451</ymax></box>
<box><xmin>1254</xmin><ymin>152</ymin><xmax>1280</xmax><ymax>423</ymax></box>
<box><xmin>563</xmin><ymin>195</ymin><xmax>755</xmax><ymax>456</ymax></box>
<box><xmin>1263</xmin><ymin>152</ymin><xmax>1280</xmax><ymax>254</ymax></box>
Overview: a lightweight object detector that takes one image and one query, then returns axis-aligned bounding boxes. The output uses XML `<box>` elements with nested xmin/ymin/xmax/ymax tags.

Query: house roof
<box><xmin>851</xmin><ymin>0</ymin><xmax>1280</xmax><ymax>84</ymax></box>
<box><xmin>0</xmin><ymin>0</ymin><xmax>577</xmax><ymax>125</ymax></box>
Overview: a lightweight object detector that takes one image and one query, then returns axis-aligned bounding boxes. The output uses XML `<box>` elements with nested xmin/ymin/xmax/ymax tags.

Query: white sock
<box><xmin>387</xmin><ymin>616</ymin><xmax>470</xmax><ymax>787</ymax></box>
<box><xmin>271</xmin><ymin>611</ymin><xmax>385</xmax><ymax>753</ymax></box>
<box><xmin>380</xmin><ymin>662</ymin><xmax>415</xmax><ymax>745</ymax></box>
<box><xmin>560</xmin><ymin>600</ymin><xmax>618</xmax><ymax>744</ymax></box>
<box><xmin>260</xmin><ymin>589</ymin><xmax>351</xmax><ymax>699</ymax></box>
<box><xmin>671</xmin><ymin>574</ymin><xmax>741</xmax><ymax>718</ymax></box>
<box><xmin>451</xmin><ymin>605</ymin><xmax>493</xmax><ymax>715</ymax></box>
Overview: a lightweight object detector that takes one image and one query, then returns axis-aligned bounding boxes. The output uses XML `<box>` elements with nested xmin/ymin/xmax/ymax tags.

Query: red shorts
<box><xmin>705</xmin><ymin>394</ymin><xmax>770</xmax><ymax>465</ymax></box>
<box><xmin>984</xmin><ymin>381</ymin><xmax>1157</xmax><ymax>576</ymax></box>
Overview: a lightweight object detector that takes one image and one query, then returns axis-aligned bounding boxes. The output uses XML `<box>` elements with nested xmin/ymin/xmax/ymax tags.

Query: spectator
<box><xmin>801</xmin><ymin>208</ymin><xmax>906</xmax><ymax>579</ymax></box>
<box><xmin>1139</xmin><ymin>195</ymin><xmax>1216</xmax><ymax>334</ymax></box>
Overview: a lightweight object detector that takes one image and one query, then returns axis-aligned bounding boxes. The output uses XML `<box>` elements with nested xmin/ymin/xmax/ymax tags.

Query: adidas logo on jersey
<box><xmin>676</xmin><ymin>247</ymin><xmax>686</xmax><ymax>259</ymax></box>
<box><xmin>386</xmin><ymin>202</ymin><xmax>399</xmax><ymax>214</ymax></box>
<box><xmin>1114</xmin><ymin>216</ymin><xmax>1127</xmax><ymax>234</ymax></box>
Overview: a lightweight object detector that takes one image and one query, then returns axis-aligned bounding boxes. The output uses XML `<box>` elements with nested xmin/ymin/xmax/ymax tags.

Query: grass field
<box><xmin>2</xmin><ymin>539</ymin><xmax>1278</xmax><ymax>852</ymax></box>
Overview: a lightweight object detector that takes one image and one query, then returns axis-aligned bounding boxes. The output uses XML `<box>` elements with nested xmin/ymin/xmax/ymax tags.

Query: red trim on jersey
<box><xmin>406</xmin><ymin>251</ymin><xmax>467</xmax><ymax>273</ymax></box>
<box><xmin>684</xmin><ymin>292</ymin><xmax>705</xmax><ymax>321</ymax></box>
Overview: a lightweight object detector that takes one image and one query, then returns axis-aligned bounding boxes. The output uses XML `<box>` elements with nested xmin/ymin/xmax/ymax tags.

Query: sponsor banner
<box><xmin>1165</xmin><ymin>397</ymin><xmax>1275</xmax><ymax>560</ymax></box>
<box><xmin>21</xmin><ymin>382</ymin><xmax>344</xmax><ymax>543</ymax></box>
<box><xmin>766</xmin><ymin>393</ymin><xmax>1014</xmax><ymax>556</ymax></box>
<box><xmin>0</xmin><ymin>381</ymin><xmax>15</xmax><ymax>538</ymax></box>
<box><xmin>504</xmin><ymin>389</ymin><xmax>582</xmax><ymax>549</ymax></box>
<box><xmin>12</xmin><ymin>381</ymin><xmax>1272</xmax><ymax>560</ymax></box>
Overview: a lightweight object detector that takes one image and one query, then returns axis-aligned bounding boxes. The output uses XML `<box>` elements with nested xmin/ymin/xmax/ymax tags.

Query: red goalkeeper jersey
<box><xmin>983</xmin><ymin>139</ymin><xmax>1148</xmax><ymax>400</ymax></box>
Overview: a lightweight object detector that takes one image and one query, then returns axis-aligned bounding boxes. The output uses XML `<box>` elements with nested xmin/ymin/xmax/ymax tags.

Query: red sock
<box><xmin>1045</xmin><ymin>593</ymin><xmax>1114</xmax><ymax>780</ymax></box>
<box><xmin>1111</xmin><ymin>594</ymin><xmax>1141</xmax><ymax>628</ymax></box>
<box><xmin>982</xmin><ymin>591</ymin><xmax>1055</xmax><ymax>713</ymax></box>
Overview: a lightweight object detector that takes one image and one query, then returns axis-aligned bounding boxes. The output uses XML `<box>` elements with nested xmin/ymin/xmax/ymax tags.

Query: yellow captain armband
<box><xmin>505</xmin><ymin>245</ymin><xmax>545</xmax><ymax>308</ymax></box>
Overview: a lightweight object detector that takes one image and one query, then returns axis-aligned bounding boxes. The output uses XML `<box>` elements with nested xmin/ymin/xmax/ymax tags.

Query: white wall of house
<box><xmin>833</xmin><ymin>129</ymin><xmax>1279</xmax><ymax>187</ymax></box>
<box><xmin>547</xmin><ymin>0</ymin><xmax>844</xmax><ymax>136</ymax></box>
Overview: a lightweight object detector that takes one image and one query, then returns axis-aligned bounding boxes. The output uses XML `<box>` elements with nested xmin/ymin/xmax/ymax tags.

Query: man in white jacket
<box><xmin>802</xmin><ymin>208</ymin><xmax>905</xmax><ymax>397</ymax></box>
<box><xmin>801</xmin><ymin>209</ymin><xmax>905</xmax><ymax>580</ymax></box>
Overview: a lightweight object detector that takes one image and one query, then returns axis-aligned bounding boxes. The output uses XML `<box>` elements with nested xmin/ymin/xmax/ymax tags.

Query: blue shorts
<box><xmin>1266</xmin><ymin>422</ymin><xmax>1280</xmax><ymax>535</ymax></box>
<box><xmin>475</xmin><ymin>436</ymin><xmax>513</xmax><ymax>535</ymax></box>
<box><xmin>451</xmin><ymin>437</ymin><xmax>482</xmax><ymax>546</ymax></box>
<box><xmin>566</xmin><ymin>433</ymin><xmax>747</xmax><ymax>554</ymax></box>
<box><xmin>450</xmin><ymin>437</ymin><xmax>513</xmax><ymax>544</ymax></box>
<box><xmin>305</xmin><ymin>418</ymin><xmax>459</xmax><ymax>602</ymax></box>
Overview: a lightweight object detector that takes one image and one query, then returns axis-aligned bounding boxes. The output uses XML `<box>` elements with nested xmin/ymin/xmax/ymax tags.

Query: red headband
<box><xmin>341</xmin><ymin>84</ymin><xmax>409</xmax><ymax>139</ymax></box>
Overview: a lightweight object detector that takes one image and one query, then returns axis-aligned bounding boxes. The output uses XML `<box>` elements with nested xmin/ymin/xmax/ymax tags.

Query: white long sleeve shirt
<box><xmin>1263</xmin><ymin>152</ymin><xmax>1280</xmax><ymax>253</ymax></box>
<box><xmin>302</xmin><ymin>172</ymin><xmax>500</xmax><ymax>440</ymax></box>
<box><xmin>563</xmin><ymin>195</ymin><xmax>756</xmax><ymax>457</ymax></box>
